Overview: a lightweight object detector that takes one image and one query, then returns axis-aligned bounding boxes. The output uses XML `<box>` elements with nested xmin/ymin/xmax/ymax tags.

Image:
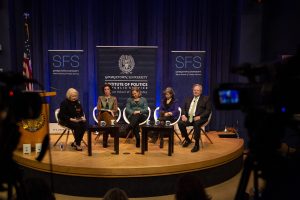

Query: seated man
<box><xmin>178</xmin><ymin>84</ymin><xmax>212</xmax><ymax>152</ymax></box>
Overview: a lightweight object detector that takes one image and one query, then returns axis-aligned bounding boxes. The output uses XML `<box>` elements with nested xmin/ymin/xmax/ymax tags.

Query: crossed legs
<box><xmin>129</xmin><ymin>114</ymin><xmax>147</xmax><ymax>147</ymax></box>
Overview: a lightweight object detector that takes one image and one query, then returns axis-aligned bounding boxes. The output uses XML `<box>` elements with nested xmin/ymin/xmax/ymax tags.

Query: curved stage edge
<box><xmin>14</xmin><ymin>131</ymin><xmax>244</xmax><ymax>198</ymax></box>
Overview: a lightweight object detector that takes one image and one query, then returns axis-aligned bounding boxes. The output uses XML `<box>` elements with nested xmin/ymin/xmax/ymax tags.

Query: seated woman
<box><xmin>156</xmin><ymin>87</ymin><xmax>180</xmax><ymax>148</ymax></box>
<box><xmin>126</xmin><ymin>87</ymin><xmax>149</xmax><ymax>148</ymax></box>
<box><xmin>97</xmin><ymin>83</ymin><xmax>118</xmax><ymax>148</ymax></box>
<box><xmin>58</xmin><ymin>88</ymin><xmax>87</xmax><ymax>151</ymax></box>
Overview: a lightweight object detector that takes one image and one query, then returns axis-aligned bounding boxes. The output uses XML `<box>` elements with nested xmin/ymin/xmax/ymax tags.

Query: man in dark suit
<box><xmin>178</xmin><ymin>84</ymin><xmax>212</xmax><ymax>152</ymax></box>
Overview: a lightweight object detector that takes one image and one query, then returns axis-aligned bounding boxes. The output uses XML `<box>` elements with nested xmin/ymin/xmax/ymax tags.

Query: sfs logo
<box><xmin>52</xmin><ymin>54</ymin><xmax>80</xmax><ymax>68</ymax></box>
<box><xmin>175</xmin><ymin>56</ymin><xmax>202</xmax><ymax>69</ymax></box>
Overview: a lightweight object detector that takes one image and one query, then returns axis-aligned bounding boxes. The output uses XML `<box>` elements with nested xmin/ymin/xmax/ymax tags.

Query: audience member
<box><xmin>58</xmin><ymin>88</ymin><xmax>87</xmax><ymax>151</ymax></box>
<box><xmin>175</xmin><ymin>174</ymin><xmax>211</xmax><ymax>200</ymax></box>
<box><xmin>125</xmin><ymin>87</ymin><xmax>149</xmax><ymax>148</ymax></box>
<box><xmin>103</xmin><ymin>187</ymin><xmax>128</xmax><ymax>200</ymax></box>
<box><xmin>178</xmin><ymin>84</ymin><xmax>212</xmax><ymax>152</ymax></box>
<box><xmin>22</xmin><ymin>177</ymin><xmax>55</xmax><ymax>200</ymax></box>
<box><xmin>97</xmin><ymin>83</ymin><xmax>119</xmax><ymax>147</ymax></box>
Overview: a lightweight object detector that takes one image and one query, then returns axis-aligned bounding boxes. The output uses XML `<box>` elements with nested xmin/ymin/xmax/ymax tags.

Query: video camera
<box><xmin>0</xmin><ymin>72</ymin><xmax>43</xmax><ymax>167</ymax></box>
<box><xmin>0</xmin><ymin>72</ymin><xmax>49</xmax><ymax>200</ymax></box>
<box><xmin>0</xmin><ymin>72</ymin><xmax>43</xmax><ymax>151</ymax></box>
<box><xmin>213</xmin><ymin>51</ymin><xmax>300</xmax><ymax>200</ymax></box>
<box><xmin>214</xmin><ymin>51</ymin><xmax>300</xmax><ymax>118</ymax></box>
<box><xmin>0</xmin><ymin>71</ymin><xmax>42</xmax><ymax>121</ymax></box>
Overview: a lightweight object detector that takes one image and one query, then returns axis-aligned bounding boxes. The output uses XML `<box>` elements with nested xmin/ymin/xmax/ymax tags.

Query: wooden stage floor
<box><xmin>14</xmin><ymin>131</ymin><xmax>244</xmax><ymax>198</ymax></box>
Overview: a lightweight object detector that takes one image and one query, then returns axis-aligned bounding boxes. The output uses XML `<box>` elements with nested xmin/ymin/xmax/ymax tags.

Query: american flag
<box><xmin>23</xmin><ymin>13</ymin><xmax>33</xmax><ymax>91</ymax></box>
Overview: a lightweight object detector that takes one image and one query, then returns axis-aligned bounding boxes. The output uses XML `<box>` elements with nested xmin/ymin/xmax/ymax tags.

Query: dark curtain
<box><xmin>9</xmin><ymin>0</ymin><xmax>246</xmax><ymax>139</ymax></box>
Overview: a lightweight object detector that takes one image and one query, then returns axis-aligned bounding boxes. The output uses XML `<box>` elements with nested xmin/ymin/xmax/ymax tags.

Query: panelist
<box><xmin>58</xmin><ymin>88</ymin><xmax>87</xmax><ymax>151</ymax></box>
<box><xmin>97</xmin><ymin>83</ymin><xmax>118</xmax><ymax>148</ymax></box>
<box><xmin>156</xmin><ymin>87</ymin><xmax>180</xmax><ymax>148</ymax></box>
<box><xmin>126</xmin><ymin>87</ymin><xmax>149</xmax><ymax>148</ymax></box>
<box><xmin>178</xmin><ymin>84</ymin><xmax>212</xmax><ymax>152</ymax></box>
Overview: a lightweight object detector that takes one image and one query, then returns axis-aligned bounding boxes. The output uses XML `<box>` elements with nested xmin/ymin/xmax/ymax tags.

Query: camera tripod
<box><xmin>235</xmin><ymin>152</ymin><xmax>262</xmax><ymax>200</ymax></box>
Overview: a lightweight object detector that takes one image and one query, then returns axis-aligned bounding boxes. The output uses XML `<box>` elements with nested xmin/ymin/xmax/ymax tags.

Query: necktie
<box><xmin>189</xmin><ymin>97</ymin><xmax>198</xmax><ymax>122</ymax></box>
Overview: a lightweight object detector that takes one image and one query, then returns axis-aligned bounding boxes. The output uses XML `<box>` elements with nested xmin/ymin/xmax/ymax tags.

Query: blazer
<box><xmin>58</xmin><ymin>99</ymin><xmax>85</xmax><ymax>126</ymax></box>
<box><xmin>126</xmin><ymin>97</ymin><xmax>149</xmax><ymax>118</ymax></box>
<box><xmin>159</xmin><ymin>98</ymin><xmax>180</xmax><ymax>121</ymax></box>
<box><xmin>97</xmin><ymin>96</ymin><xmax>118</xmax><ymax>115</ymax></box>
<box><xmin>181</xmin><ymin>95</ymin><xmax>212</xmax><ymax>121</ymax></box>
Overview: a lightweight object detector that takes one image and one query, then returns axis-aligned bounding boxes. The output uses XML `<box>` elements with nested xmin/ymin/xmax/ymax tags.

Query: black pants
<box><xmin>178</xmin><ymin>117</ymin><xmax>207</xmax><ymax>146</ymax></box>
<box><xmin>129</xmin><ymin>114</ymin><xmax>147</xmax><ymax>141</ymax></box>
<box><xmin>65</xmin><ymin>121</ymin><xmax>87</xmax><ymax>146</ymax></box>
<box><xmin>99</xmin><ymin>111</ymin><xmax>116</xmax><ymax>146</ymax></box>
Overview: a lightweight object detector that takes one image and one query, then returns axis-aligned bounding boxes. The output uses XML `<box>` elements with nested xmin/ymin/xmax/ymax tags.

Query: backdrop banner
<box><xmin>48</xmin><ymin>50</ymin><xmax>84</xmax><ymax>122</ymax></box>
<box><xmin>96</xmin><ymin>46</ymin><xmax>157</xmax><ymax>110</ymax></box>
<box><xmin>170</xmin><ymin>51</ymin><xmax>206</xmax><ymax>105</ymax></box>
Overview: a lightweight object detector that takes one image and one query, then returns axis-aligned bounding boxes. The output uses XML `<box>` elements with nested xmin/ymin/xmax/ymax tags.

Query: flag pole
<box><xmin>22</xmin><ymin>12</ymin><xmax>33</xmax><ymax>91</ymax></box>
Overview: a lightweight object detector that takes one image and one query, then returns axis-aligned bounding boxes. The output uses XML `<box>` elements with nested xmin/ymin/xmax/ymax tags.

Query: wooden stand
<box><xmin>18</xmin><ymin>92</ymin><xmax>56</xmax><ymax>149</ymax></box>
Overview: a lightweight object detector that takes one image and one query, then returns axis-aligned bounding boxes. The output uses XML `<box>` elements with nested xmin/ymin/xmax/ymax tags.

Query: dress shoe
<box><xmin>191</xmin><ymin>145</ymin><xmax>199</xmax><ymax>152</ymax></box>
<box><xmin>182</xmin><ymin>140</ymin><xmax>192</xmax><ymax>147</ymax></box>
<box><xmin>71</xmin><ymin>142</ymin><xmax>76</xmax><ymax>148</ymax></box>
<box><xmin>103</xmin><ymin>143</ymin><xmax>108</xmax><ymax>148</ymax></box>
<box><xmin>75</xmin><ymin>145</ymin><xmax>83</xmax><ymax>151</ymax></box>
<box><xmin>71</xmin><ymin>142</ymin><xmax>83</xmax><ymax>151</ymax></box>
<box><xmin>159</xmin><ymin>138</ymin><xmax>164</xmax><ymax>148</ymax></box>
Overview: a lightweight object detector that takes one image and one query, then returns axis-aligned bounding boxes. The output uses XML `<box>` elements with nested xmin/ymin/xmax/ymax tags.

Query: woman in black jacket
<box><xmin>58</xmin><ymin>88</ymin><xmax>87</xmax><ymax>151</ymax></box>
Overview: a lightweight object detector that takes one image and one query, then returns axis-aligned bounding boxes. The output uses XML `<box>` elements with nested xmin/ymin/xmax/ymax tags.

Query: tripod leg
<box><xmin>124</xmin><ymin>130</ymin><xmax>132</xmax><ymax>144</ymax></box>
<box><xmin>174</xmin><ymin>130</ymin><xmax>182</xmax><ymax>144</ymax></box>
<box><xmin>253</xmin><ymin>164</ymin><xmax>260</xmax><ymax>200</ymax></box>
<box><xmin>53</xmin><ymin>129</ymin><xmax>67</xmax><ymax>146</ymax></box>
<box><xmin>201</xmin><ymin>128</ymin><xmax>213</xmax><ymax>144</ymax></box>
<box><xmin>235</xmin><ymin>155</ymin><xmax>253</xmax><ymax>200</ymax></box>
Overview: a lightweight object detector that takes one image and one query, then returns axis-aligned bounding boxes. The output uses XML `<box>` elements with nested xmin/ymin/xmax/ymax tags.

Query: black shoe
<box><xmin>159</xmin><ymin>138</ymin><xmax>164</xmax><ymax>148</ymax></box>
<box><xmin>191</xmin><ymin>145</ymin><xmax>199</xmax><ymax>152</ymax></box>
<box><xmin>103</xmin><ymin>143</ymin><xmax>108</xmax><ymax>148</ymax></box>
<box><xmin>71</xmin><ymin>142</ymin><xmax>75</xmax><ymax>148</ymax></box>
<box><xmin>182</xmin><ymin>140</ymin><xmax>192</xmax><ymax>147</ymax></box>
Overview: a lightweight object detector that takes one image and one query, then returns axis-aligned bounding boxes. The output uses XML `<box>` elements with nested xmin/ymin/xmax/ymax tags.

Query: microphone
<box><xmin>50</xmin><ymin>86</ymin><xmax>59</xmax><ymax>91</ymax></box>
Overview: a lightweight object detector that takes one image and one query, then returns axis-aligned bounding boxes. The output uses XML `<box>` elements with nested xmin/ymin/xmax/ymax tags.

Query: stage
<box><xmin>14</xmin><ymin>131</ymin><xmax>244</xmax><ymax>198</ymax></box>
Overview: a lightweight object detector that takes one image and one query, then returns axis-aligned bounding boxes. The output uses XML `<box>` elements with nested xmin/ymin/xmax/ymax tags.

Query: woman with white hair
<box><xmin>58</xmin><ymin>88</ymin><xmax>87</xmax><ymax>151</ymax></box>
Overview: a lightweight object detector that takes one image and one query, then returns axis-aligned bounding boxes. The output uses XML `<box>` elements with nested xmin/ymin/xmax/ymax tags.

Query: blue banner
<box><xmin>96</xmin><ymin>46</ymin><xmax>157</xmax><ymax>110</ymax></box>
<box><xmin>48</xmin><ymin>50</ymin><xmax>84</xmax><ymax>122</ymax></box>
<box><xmin>171</xmin><ymin>51</ymin><xmax>206</xmax><ymax>105</ymax></box>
